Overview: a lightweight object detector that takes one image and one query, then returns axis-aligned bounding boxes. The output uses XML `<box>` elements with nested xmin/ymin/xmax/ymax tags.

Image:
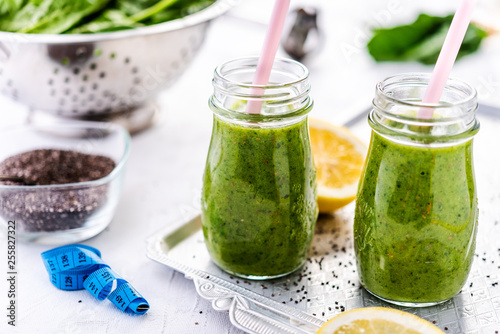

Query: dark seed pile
<box><xmin>0</xmin><ymin>149</ymin><xmax>116</xmax><ymax>232</ymax></box>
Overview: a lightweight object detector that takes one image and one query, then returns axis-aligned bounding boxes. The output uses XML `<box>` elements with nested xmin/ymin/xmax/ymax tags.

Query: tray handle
<box><xmin>194</xmin><ymin>278</ymin><xmax>320</xmax><ymax>334</ymax></box>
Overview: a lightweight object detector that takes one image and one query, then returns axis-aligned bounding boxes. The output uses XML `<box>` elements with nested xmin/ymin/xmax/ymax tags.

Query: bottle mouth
<box><xmin>374</xmin><ymin>73</ymin><xmax>478</xmax><ymax>120</ymax></box>
<box><xmin>214</xmin><ymin>56</ymin><xmax>310</xmax><ymax>91</ymax></box>
<box><xmin>210</xmin><ymin>57</ymin><xmax>313</xmax><ymax>125</ymax></box>
<box><xmin>371</xmin><ymin>73</ymin><xmax>479</xmax><ymax>145</ymax></box>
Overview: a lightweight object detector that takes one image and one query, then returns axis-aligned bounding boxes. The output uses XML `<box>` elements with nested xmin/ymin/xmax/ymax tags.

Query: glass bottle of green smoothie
<box><xmin>202</xmin><ymin>57</ymin><xmax>318</xmax><ymax>280</ymax></box>
<box><xmin>354</xmin><ymin>73</ymin><xmax>479</xmax><ymax>306</ymax></box>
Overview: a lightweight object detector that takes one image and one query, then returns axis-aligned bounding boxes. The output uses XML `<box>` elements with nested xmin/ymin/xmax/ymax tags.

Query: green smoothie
<box><xmin>201</xmin><ymin>116</ymin><xmax>318</xmax><ymax>278</ymax></box>
<box><xmin>354</xmin><ymin>132</ymin><xmax>478</xmax><ymax>304</ymax></box>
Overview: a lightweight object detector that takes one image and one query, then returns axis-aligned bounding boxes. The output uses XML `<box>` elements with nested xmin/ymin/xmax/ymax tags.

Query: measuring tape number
<box><xmin>41</xmin><ymin>244</ymin><xmax>149</xmax><ymax>315</ymax></box>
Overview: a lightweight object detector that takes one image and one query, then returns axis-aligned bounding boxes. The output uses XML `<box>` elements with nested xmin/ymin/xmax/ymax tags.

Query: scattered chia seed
<box><xmin>0</xmin><ymin>149</ymin><xmax>115</xmax><ymax>232</ymax></box>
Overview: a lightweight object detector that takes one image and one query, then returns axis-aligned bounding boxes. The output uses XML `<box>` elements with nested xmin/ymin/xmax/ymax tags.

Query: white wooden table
<box><xmin>0</xmin><ymin>0</ymin><xmax>499</xmax><ymax>333</ymax></box>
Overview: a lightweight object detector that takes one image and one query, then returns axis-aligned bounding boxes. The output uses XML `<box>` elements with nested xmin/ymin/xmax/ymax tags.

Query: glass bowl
<box><xmin>0</xmin><ymin>122</ymin><xmax>130</xmax><ymax>244</ymax></box>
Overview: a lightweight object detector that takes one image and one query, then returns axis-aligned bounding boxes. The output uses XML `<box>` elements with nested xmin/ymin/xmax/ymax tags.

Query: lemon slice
<box><xmin>309</xmin><ymin>119</ymin><xmax>367</xmax><ymax>213</ymax></box>
<box><xmin>317</xmin><ymin>307</ymin><xmax>445</xmax><ymax>334</ymax></box>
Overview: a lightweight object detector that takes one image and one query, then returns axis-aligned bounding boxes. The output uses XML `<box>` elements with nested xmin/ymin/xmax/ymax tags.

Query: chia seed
<box><xmin>0</xmin><ymin>149</ymin><xmax>115</xmax><ymax>232</ymax></box>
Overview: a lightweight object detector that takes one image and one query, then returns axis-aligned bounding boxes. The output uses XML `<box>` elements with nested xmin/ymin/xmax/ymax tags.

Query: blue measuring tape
<box><xmin>41</xmin><ymin>244</ymin><xmax>149</xmax><ymax>315</ymax></box>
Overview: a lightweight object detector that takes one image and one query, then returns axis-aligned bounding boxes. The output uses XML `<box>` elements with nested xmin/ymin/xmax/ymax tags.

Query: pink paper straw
<box><xmin>246</xmin><ymin>0</ymin><xmax>291</xmax><ymax>114</ymax></box>
<box><xmin>418</xmin><ymin>0</ymin><xmax>477</xmax><ymax>119</ymax></box>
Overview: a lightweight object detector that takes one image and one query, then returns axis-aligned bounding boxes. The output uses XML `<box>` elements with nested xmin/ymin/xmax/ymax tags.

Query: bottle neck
<box><xmin>209</xmin><ymin>57</ymin><xmax>313</xmax><ymax>127</ymax></box>
<box><xmin>370</xmin><ymin>73</ymin><xmax>479</xmax><ymax>146</ymax></box>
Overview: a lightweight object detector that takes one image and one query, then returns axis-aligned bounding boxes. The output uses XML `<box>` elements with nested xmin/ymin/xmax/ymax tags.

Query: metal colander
<box><xmin>0</xmin><ymin>0</ymin><xmax>234</xmax><ymax>117</ymax></box>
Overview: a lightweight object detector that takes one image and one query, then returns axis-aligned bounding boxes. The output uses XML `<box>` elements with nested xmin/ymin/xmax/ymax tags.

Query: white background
<box><xmin>0</xmin><ymin>0</ymin><xmax>499</xmax><ymax>333</ymax></box>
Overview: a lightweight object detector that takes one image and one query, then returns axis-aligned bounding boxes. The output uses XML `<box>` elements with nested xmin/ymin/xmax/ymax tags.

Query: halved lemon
<box><xmin>309</xmin><ymin>119</ymin><xmax>367</xmax><ymax>213</ymax></box>
<box><xmin>317</xmin><ymin>307</ymin><xmax>445</xmax><ymax>334</ymax></box>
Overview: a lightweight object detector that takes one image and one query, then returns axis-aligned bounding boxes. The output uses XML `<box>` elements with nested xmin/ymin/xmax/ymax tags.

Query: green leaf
<box><xmin>0</xmin><ymin>0</ymin><xmax>113</xmax><ymax>34</ymax></box>
<box><xmin>68</xmin><ymin>9</ymin><xmax>144</xmax><ymax>34</ymax></box>
<box><xmin>367</xmin><ymin>13</ymin><xmax>488</xmax><ymax>64</ymax></box>
<box><xmin>0</xmin><ymin>0</ymin><xmax>216</xmax><ymax>34</ymax></box>
<box><xmin>0</xmin><ymin>0</ymin><xmax>26</xmax><ymax>16</ymax></box>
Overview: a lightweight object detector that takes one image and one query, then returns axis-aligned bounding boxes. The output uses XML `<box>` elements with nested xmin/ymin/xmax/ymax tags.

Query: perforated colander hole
<box><xmin>79</xmin><ymin>87</ymin><xmax>85</xmax><ymax>93</ymax></box>
<box><xmin>83</xmin><ymin>75</ymin><xmax>88</xmax><ymax>81</ymax></box>
<box><xmin>92</xmin><ymin>84</ymin><xmax>98</xmax><ymax>90</ymax></box>
<box><xmin>99</xmin><ymin>72</ymin><xmax>106</xmax><ymax>78</ymax></box>
<box><xmin>110</xmin><ymin>53</ymin><xmax>116</xmax><ymax>59</ymax></box>
<box><xmin>81</xmin><ymin>100</ymin><xmax>86</xmax><ymax>107</ymax></box>
<box><xmin>96</xmin><ymin>100</ymin><xmax>103</xmax><ymax>107</ymax></box>
<box><xmin>59</xmin><ymin>98</ymin><xmax>65</xmax><ymax>106</ymax></box>
<box><xmin>132</xmin><ymin>67</ymin><xmax>138</xmax><ymax>74</ymax></box>
<box><xmin>109</xmin><ymin>94</ymin><xmax>117</xmax><ymax>102</ymax></box>
<box><xmin>76</xmin><ymin>47</ymin><xmax>89</xmax><ymax>59</ymax></box>
<box><xmin>6</xmin><ymin>79</ymin><xmax>12</xmax><ymax>87</ymax></box>
<box><xmin>88</xmin><ymin>94</ymin><xmax>95</xmax><ymax>101</ymax></box>
<box><xmin>125</xmin><ymin>57</ymin><xmax>130</xmax><ymax>64</ymax></box>
<box><xmin>72</xmin><ymin>95</ymin><xmax>78</xmax><ymax>102</ymax></box>
<box><xmin>50</xmin><ymin>89</ymin><xmax>56</xmax><ymax>96</ymax></box>
<box><xmin>48</xmin><ymin>79</ymin><xmax>53</xmax><ymax>85</ymax></box>
<box><xmin>64</xmin><ymin>89</ymin><xmax>71</xmax><ymax>95</ymax></box>
<box><xmin>64</xmin><ymin>77</ymin><xmax>70</xmax><ymax>83</ymax></box>
<box><xmin>54</xmin><ymin>68</ymin><xmax>59</xmax><ymax>74</ymax></box>
<box><xmin>103</xmin><ymin>90</ymin><xmax>109</xmax><ymax>97</ymax></box>
<box><xmin>133</xmin><ymin>78</ymin><xmax>141</xmax><ymax>85</ymax></box>
<box><xmin>73</xmin><ymin>68</ymin><xmax>80</xmax><ymax>75</ymax></box>
<box><xmin>90</xmin><ymin>63</ymin><xmax>97</xmax><ymax>70</ymax></box>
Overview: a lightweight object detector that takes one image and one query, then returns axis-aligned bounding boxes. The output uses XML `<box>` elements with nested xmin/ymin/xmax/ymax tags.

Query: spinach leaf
<box><xmin>145</xmin><ymin>0</ymin><xmax>216</xmax><ymax>25</ymax></box>
<box><xmin>367</xmin><ymin>14</ymin><xmax>488</xmax><ymax>64</ymax></box>
<box><xmin>69</xmin><ymin>0</ymin><xmax>181</xmax><ymax>33</ymax></box>
<box><xmin>0</xmin><ymin>0</ymin><xmax>216</xmax><ymax>34</ymax></box>
<box><xmin>129</xmin><ymin>0</ymin><xmax>180</xmax><ymax>22</ymax></box>
<box><xmin>69</xmin><ymin>0</ymin><xmax>215</xmax><ymax>34</ymax></box>
<box><xmin>0</xmin><ymin>0</ymin><xmax>26</xmax><ymax>16</ymax></box>
<box><xmin>0</xmin><ymin>0</ymin><xmax>112</xmax><ymax>34</ymax></box>
<box><xmin>69</xmin><ymin>9</ymin><xmax>144</xmax><ymax>34</ymax></box>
